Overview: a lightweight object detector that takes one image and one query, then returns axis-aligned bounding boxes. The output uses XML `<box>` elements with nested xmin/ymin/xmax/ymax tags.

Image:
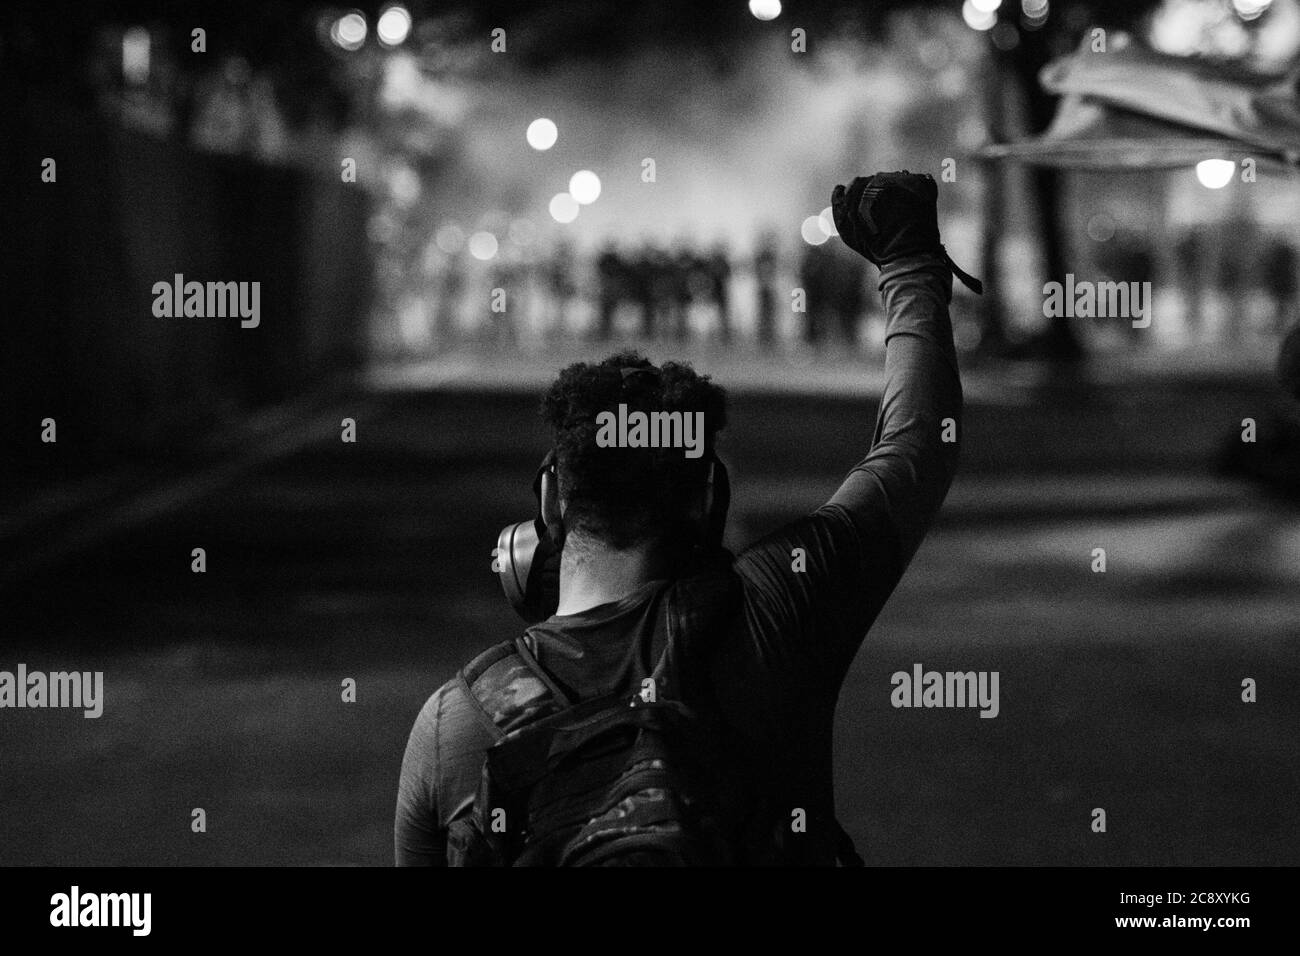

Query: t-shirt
<box><xmin>395</xmin><ymin>254</ymin><xmax>963</xmax><ymax>865</ymax></box>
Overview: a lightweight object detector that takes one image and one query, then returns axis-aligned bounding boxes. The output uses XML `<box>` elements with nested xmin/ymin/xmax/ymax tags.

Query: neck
<box><xmin>556</xmin><ymin>535</ymin><xmax>669</xmax><ymax>616</ymax></box>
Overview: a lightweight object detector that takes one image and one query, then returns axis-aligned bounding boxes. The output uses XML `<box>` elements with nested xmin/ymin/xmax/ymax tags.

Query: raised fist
<box><xmin>832</xmin><ymin>171</ymin><xmax>983</xmax><ymax>294</ymax></box>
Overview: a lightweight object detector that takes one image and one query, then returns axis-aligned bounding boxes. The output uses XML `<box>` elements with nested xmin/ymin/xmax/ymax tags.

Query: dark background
<box><xmin>2</xmin><ymin>0</ymin><xmax>1298</xmax><ymax>865</ymax></box>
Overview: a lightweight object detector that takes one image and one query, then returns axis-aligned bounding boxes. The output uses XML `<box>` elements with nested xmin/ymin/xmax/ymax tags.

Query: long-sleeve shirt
<box><xmin>395</xmin><ymin>252</ymin><xmax>963</xmax><ymax>865</ymax></box>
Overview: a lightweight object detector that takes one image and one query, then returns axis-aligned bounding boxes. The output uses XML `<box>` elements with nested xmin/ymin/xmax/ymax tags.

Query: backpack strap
<box><xmin>511</xmin><ymin>634</ymin><xmax>576</xmax><ymax>708</ymax></box>
<box><xmin>436</xmin><ymin>639</ymin><xmax>570</xmax><ymax>853</ymax></box>
<box><xmin>455</xmin><ymin>637</ymin><xmax>569</xmax><ymax>739</ymax></box>
<box><xmin>450</xmin><ymin>570</ymin><xmax>868</xmax><ymax>867</ymax></box>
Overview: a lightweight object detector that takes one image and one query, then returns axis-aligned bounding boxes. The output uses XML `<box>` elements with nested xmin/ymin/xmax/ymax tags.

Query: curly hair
<box><xmin>540</xmin><ymin>351</ymin><xmax>728</xmax><ymax>550</ymax></box>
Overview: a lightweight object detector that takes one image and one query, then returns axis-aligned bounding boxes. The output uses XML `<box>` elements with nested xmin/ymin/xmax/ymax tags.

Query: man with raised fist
<box><xmin>396</xmin><ymin>172</ymin><xmax>973</xmax><ymax>866</ymax></box>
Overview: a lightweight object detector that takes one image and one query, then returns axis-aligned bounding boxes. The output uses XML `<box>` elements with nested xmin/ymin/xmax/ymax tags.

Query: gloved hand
<box><xmin>832</xmin><ymin>171</ymin><xmax>983</xmax><ymax>294</ymax></box>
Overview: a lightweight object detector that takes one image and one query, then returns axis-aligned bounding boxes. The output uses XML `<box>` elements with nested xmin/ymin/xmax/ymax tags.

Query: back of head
<box><xmin>541</xmin><ymin>351</ymin><xmax>727</xmax><ymax>554</ymax></box>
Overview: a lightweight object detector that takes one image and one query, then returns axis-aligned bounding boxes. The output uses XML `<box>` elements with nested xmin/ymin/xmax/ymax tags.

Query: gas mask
<box><xmin>493</xmin><ymin>448</ymin><xmax>730</xmax><ymax>623</ymax></box>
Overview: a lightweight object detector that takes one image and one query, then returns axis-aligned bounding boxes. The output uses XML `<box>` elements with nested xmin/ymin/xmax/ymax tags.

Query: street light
<box><xmin>330</xmin><ymin>12</ymin><xmax>367</xmax><ymax>51</ymax></box>
<box><xmin>1195</xmin><ymin>159</ymin><xmax>1235</xmax><ymax>189</ymax></box>
<box><xmin>377</xmin><ymin>6</ymin><xmax>412</xmax><ymax>47</ymax></box>
<box><xmin>468</xmin><ymin>231</ymin><xmax>499</xmax><ymax>261</ymax></box>
<box><xmin>527</xmin><ymin>118</ymin><xmax>558</xmax><ymax>151</ymax></box>
<box><xmin>801</xmin><ymin>216</ymin><xmax>829</xmax><ymax>245</ymax></box>
<box><xmin>963</xmin><ymin>0</ymin><xmax>998</xmax><ymax>31</ymax></box>
<box><xmin>568</xmin><ymin>171</ymin><xmax>602</xmax><ymax>205</ymax></box>
<box><xmin>549</xmin><ymin>193</ymin><xmax>580</xmax><ymax>223</ymax></box>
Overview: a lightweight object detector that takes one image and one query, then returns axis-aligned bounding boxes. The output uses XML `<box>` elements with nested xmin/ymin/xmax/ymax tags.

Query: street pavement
<box><xmin>1</xmin><ymin>351</ymin><xmax>1297</xmax><ymax>865</ymax></box>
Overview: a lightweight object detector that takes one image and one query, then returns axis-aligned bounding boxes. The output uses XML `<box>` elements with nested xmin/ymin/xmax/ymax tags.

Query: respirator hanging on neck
<box><xmin>493</xmin><ymin>448</ymin><xmax>731</xmax><ymax>623</ymax></box>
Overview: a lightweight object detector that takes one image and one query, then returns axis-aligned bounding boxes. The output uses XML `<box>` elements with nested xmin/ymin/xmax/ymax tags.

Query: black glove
<box><xmin>832</xmin><ymin>171</ymin><xmax>983</xmax><ymax>294</ymax></box>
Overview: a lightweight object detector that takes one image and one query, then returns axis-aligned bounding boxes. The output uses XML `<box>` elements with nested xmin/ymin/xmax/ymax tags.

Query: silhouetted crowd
<box><xmin>419</xmin><ymin>235</ymin><xmax>882</xmax><ymax>352</ymax></box>
<box><xmin>409</xmin><ymin>225</ymin><xmax>1299</xmax><ymax>356</ymax></box>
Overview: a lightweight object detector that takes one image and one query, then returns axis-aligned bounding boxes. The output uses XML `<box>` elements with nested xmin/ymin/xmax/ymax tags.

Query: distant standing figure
<box><xmin>595</xmin><ymin>242</ymin><xmax>625</xmax><ymax>342</ymax></box>
<box><xmin>831</xmin><ymin>247</ymin><xmax>867</xmax><ymax>351</ymax></box>
<box><xmin>433</xmin><ymin>249</ymin><xmax>465</xmax><ymax>348</ymax></box>
<box><xmin>647</xmin><ymin>246</ymin><xmax>676</xmax><ymax>341</ymax></box>
<box><xmin>670</xmin><ymin>244</ymin><xmax>697</xmax><ymax>343</ymax></box>
<box><xmin>799</xmin><ymin>242</ymin><xmax>835</xmax><ymax>346</ymax></box>
<box><xmin>754</xmin><ymin>234</ymin><xmax>780</xmax><ymax>350</ymax></box>
<box><xmin>631</xmin><ymin>245</ymin><xmax>657</xmax><ymax>339</ymax></box>
<box><xmin>1174</xmin><ymin>231</ymin><xmax>1205</xmax><ymax>339</ymax></box>
<box><xmin>545</xmin><ymin>240</ymin><xmax>577</xmax><ymax>340</ymax></box>
<box><xmin>1217</xmin><ymin>217</ymin><xmax>1258</xmax><ymax>344</ymax></box>
<box><xmin>706</xmin><ymin>243</ymin><xmax>733</xmax><ymax>344</ymax></box>
<box><xmin>1263</xmin><ymin>240</ymin><xmax>1298</xmax><ymax>333</ymax></box>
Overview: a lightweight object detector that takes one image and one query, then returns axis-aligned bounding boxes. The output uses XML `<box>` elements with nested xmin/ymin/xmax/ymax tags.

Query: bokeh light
<box><xmin>434</xmin><ymin>223</ymin><xmax>465</xmax><ymax>254</ymax></box>
<box><xmin>388</xmin><ymin>166</ymin><xmax>421</xmax><ymax>207</ymax></box>
<box><xmin>468</xmin><ymin>231</ymin><xmax>499</xmax><ymax>261</ymax></box>
<box><xmin>330</xmin><ymin>12</ymin><xmax>367</xmax><ymax>51</ymax></box>
<box><xmin>1086</xmin><ymin>213</ymin><xmax>1116</xmax><ymax>242</ymax></box>
<box><xmin>801</xmin><ymin>215</ymin><xmax>829</xmax><ymax>245</ymax></box>
<box><xmin>991</xmin><ymin>22</ymin><xmax>1020</xmax><ymax>49</ymax></box>
<box><xmin>1196</xmin><ymin>159</ymin><xmax>1235</xmax><ymax>189</ymax></box>
<box><xmin>376</xmin><ymin>6</ymin><xmax>412</xmax><ymax>47</ymax></box>
<box><xmin>818</xmin><ymin>206</ymin><xmax>837</xmax><ymax>237</ymax></box>
<box><xmin>1022</xmin><ymin>0</ymin><xmax>1050</xmax><ymax>29</ymax></box>
<box><xmin>568</xmin><ymin>170</ymin><xmax>602</xmax><ymax>205</ymax></box>
<box><xmin>749</xmin><ymin>0</ymin><xmax>782</xmax><ymax>21</ymax></box>
<box><xmin>549</xmin><ymin>193</ymin><xmax>580</xmax><ymax>224</ymax></box>
<box><xmin>122</xmin><ymin>27</ymin><xmax>150</xmax><ymax>85</ymax></box>
<box><xmin>526</xmin><ymin>118</ymin><xmax>558</xmax><ymax>151</ymax></box>
<box><xmin>962</xmin><ymin>0</ymin><xmax>998</xmax><ymax>31</ymax></box>
<box><xmin>1232</xmin><ymin>0</ymin><xmax>1272</xmax><ymax>22</ymax></box>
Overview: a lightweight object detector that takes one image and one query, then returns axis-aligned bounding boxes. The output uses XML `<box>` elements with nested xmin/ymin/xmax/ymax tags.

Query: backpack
<box><xmin>470</xmin><ymin>655</ymin><xmax>736</xmax><ymax>864</ymax></box>
<box><xmin>443</xmin><ymin>572</ymin><xmax>866</xmax><ymax>866</ymax></box>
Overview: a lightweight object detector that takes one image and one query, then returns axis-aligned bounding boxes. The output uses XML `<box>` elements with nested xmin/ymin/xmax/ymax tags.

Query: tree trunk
<box><xmin>1008</xmin><ymin>33</ymin><xmax>1085</xmax><ymax>362</ymax></box>
<box><xmin>978</xmin><ymin>49</ymin><xmax>1008</xmax><ymax>349</ymax></box>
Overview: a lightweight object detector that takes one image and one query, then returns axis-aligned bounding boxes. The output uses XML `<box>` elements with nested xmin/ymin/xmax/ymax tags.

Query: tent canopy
<box><xmin>977</xmin><ymin>41</ymin><xmax>1300</xmax><ymax>171</ymax></box>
